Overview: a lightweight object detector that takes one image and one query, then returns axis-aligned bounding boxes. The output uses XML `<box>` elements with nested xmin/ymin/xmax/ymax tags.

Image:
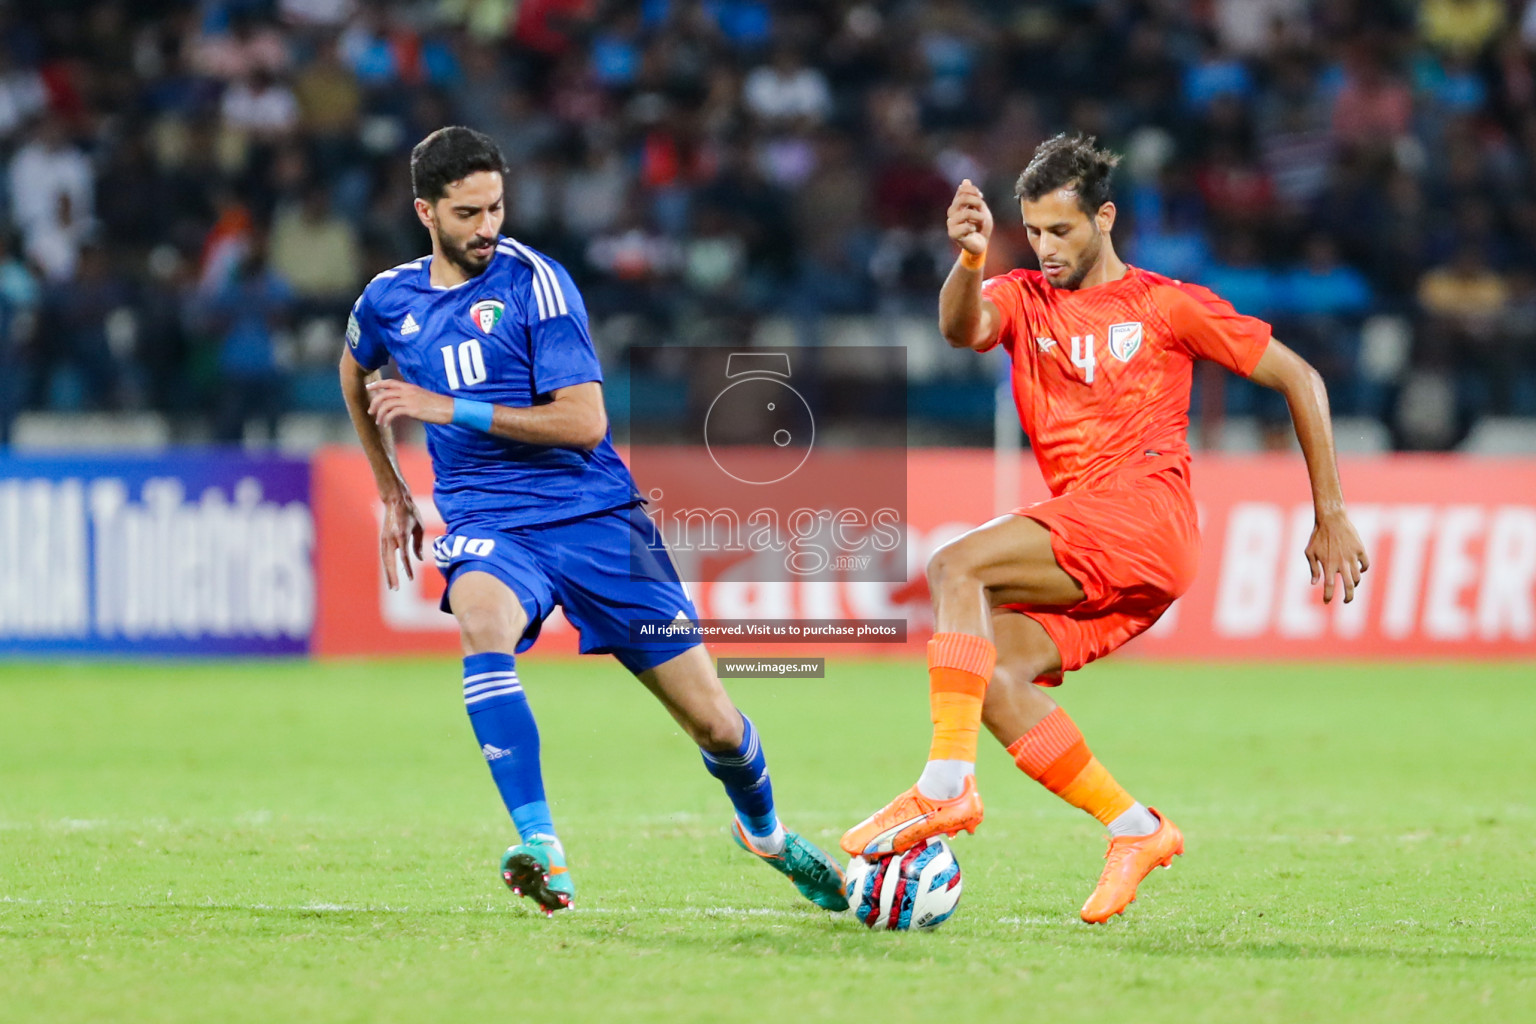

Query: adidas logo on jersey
<box><xmin>400</xmin><ymin>313</ymin><xmax>420</xmax><ymax>336</ymax></box>
<box><xmin>1035</xmin><ymin>336</ymin><xmax>1058</xmax><ymax>352</ymax></box>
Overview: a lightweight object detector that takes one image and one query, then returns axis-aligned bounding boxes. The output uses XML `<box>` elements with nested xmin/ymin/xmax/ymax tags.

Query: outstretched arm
<box><xmin>1248</xmin><ymin>338</ymin><xmax>1370</xmax><ymax>603</ymax></box>
<box><xmin>340</xmin><ymin>347</ymin><xmax>424</xmax><ymax>591</ymax></box>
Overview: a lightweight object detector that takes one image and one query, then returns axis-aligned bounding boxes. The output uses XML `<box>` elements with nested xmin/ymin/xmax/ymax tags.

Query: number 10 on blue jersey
<box><xmin>443</xmin><ymin>339</ymin><xmax>488</xmax><ymax>389</ymax></box>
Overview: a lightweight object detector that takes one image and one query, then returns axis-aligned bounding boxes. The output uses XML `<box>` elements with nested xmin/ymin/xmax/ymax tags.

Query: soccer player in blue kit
<box><xmin>338</xmin><ymin>127</ymin><xmax>847</xmax><ymax>916</ymax></box>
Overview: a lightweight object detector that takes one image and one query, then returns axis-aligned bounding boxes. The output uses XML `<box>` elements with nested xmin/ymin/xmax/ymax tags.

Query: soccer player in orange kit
<box><xmin>842</xmin><ymin>134</ymin><xmax>1371</xmax><ymax>922</ymax></box>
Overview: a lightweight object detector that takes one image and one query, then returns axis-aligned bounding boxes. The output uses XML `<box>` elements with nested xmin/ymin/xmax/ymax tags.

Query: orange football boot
<box><xmin>1080</xmin><ymin>807</ymin><xmax>1183</xmax><ymax>923</ymax></box>
<box><xmin>840</xmin><ymin>775</ymin><xmax>984</xmax><ymax>858</ymax></box>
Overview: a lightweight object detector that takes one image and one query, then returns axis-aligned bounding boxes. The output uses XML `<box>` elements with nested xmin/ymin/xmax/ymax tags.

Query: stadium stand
<box><xmin>2</xmin><ymin>0</ymin><xmax>1535</xmax><ymax>451</ymax></box>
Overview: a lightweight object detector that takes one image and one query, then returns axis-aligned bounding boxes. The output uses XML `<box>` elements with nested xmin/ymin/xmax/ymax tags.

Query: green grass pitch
<box><xmin>2</xmin><ymin>656</ymin><xmax>1533</xmax><ymax>1023</ymax></box>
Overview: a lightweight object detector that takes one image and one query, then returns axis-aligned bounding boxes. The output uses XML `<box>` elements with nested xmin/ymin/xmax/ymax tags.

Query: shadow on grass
<box><xmin>12</xmin><ymin>900</ymin><xmax>1530</xmax><ymax>970</ymax></box>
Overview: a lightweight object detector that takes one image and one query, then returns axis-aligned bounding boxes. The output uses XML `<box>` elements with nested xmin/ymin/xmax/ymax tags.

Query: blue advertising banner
<box><xmin>0</xmin><ymin>453</ymin><xmax>313</xmax><ymax>656</ymax></box>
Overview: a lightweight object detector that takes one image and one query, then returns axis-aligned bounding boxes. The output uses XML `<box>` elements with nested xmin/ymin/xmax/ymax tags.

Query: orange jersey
<box><xmin>981</xmin><ymin>265</ymin><xmax>1272</xmax><ymax>495</ymax></box>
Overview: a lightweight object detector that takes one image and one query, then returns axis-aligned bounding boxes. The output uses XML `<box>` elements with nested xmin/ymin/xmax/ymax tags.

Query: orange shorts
<box><xmin>1003</xmin><ymin>466</ymin><xmax>1199</xmax><ymax>684</ymax></box>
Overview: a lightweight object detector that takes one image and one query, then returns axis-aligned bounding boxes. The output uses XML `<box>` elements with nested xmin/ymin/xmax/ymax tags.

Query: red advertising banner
<box><xmin>313</xmin><ymin>446</ymin><xmax>1536</xmax><ymax>661</ymax></box>
<box><xmin>1135</xmin><ymin>455</ymin><xmax>1536</xmax><ymax>660</ymax></box>
<box><xmin>311</xmin><ymin>446</ymin><xmax>573</xmax><ymax>656</ymax></box>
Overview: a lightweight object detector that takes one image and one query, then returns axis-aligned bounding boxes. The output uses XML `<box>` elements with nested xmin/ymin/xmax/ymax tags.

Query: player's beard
<box><xmin>441</xmin><ymin>231</ymin><xmax>497</xmax><ymax>279</ymax></box>
<box><xmin>1048</xmin><ymin>226</ymin><xmax>1103</xmax><ymax>290</ymax></box>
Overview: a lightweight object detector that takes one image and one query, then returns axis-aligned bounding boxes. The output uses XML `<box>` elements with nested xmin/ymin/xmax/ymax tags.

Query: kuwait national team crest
<box><xmin>470</xmin><ymin>299</ymin><xmax>505</xmax><ymax>334</ymax></box>
<box><xmin>1108</xmin><ymin>321</ymin><xmax>1143</xmax><ymax>362</ymax></box>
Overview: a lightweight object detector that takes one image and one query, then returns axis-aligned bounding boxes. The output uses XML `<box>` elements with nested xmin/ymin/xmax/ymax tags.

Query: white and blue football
<box><xmin>845</xmin><ymin>836</ymin><xmax>963</xmax><ymax>931</ymax></box>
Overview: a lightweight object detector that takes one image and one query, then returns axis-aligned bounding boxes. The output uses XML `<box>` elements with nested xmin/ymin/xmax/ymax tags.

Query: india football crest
<box><xmin>1107</xmin><ymin>321</ymin><xmax>1143</xmax><ymax>362</ymax></box>
<box><xmin>470</xmin><ymin>299</ymin><xmax>505</xmax><ymax>334</ymax></box>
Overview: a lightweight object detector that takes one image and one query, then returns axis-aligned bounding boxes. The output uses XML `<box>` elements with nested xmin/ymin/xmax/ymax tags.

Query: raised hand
<box><xmin>947</xmin><ymin>179</ymin><xmax>994</xmax><ymax>255</ymax></box>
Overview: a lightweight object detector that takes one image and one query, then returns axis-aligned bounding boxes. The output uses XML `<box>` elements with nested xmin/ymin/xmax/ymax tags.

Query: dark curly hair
<box><xmin>1013</xmin><ymin>133</ymin><xmax>1122</xmax><ymax>216</ymax></box>
<box><xmin>410</xmin><ymin>126</ymin><xmax>507</xmax><ymax>201</ymax></box>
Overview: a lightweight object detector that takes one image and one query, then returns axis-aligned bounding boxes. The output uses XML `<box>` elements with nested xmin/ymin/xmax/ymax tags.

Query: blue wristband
<box><xmin>452</xmin><ymin>398</ymin><xmax>495</xmax><ymax>432</ymax></box>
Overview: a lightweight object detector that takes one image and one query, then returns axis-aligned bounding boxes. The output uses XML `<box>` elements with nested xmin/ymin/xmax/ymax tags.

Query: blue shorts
<box><xmin>432</xmin><ymin>503</ymin><xmax>700</xmax><ymax>674</ymax></box>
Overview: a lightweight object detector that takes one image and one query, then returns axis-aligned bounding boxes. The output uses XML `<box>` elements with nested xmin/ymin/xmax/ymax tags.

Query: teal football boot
<box><xmin>731</xmin><ymin>819</ymin><xmax>849</xmax><ymax>912</ymax></box>
<box><xmin>501</xmin><ymin>835</ymin><xmax>574</xmax><ymax>916</ymax></box>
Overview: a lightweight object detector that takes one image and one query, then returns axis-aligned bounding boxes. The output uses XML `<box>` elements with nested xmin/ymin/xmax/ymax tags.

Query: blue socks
<box><xmin>465</xmin><ymin>657</ymin><xmax>778</xmax><ymax>856</ymax></box>
<box><xmin>463</xmin><ymin>652</ymin><xmax>556</xmax><ymax>843</ymax></box>
<box><xmin>700</xmin><ymin>713</ymin><xmax>781</xmax><ymax>840</ymax></box>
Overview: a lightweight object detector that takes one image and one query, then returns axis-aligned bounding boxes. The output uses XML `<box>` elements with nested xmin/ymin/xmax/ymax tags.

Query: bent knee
<box><xmin>926</xmin><ymin>537</ymin><xmax>983</xmax><ymax>589</ymax></box>
<box><xmin>456</xmin><ymin>602</ymin><xmax>523</xmax><ymax>654</ymax></box>
<box><xmin>670</xmin><ymin>685</ymin><xmax>744</xmax><ymax>751</ymax></box>
<box><xmin>692</xmin><ymin>708</ymin><xmax>745</xmax><ymax>752</ymax></box>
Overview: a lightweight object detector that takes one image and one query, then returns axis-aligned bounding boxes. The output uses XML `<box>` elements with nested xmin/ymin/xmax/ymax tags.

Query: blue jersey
<box><xmin>347</xmin><ymin>237</ymin><xmax>640</xmax><ymax>531</ymax></box>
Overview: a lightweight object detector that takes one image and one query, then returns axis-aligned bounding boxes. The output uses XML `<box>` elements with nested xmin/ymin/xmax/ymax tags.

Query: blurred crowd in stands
<box><xmin>2</xmin><ymin>0</ymin><xmax>1536</xmax><ymax>449</ymax></box>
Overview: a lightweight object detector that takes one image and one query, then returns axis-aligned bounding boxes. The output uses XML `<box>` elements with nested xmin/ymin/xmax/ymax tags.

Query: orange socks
<box><xmin>1006</xmin><ymin>707</ymin><xmax>1136</xmax><ymax>826</ymax></box>
<box><xmin>926</xmin><ymin>632</ymin><xmax>997</xmax><ymax>764</ymax></box>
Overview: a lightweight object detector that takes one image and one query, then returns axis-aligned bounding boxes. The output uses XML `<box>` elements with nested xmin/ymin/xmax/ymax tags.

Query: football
<box><xmin>844</xmin><ymin>837</ymin><xmax>963</xmax><ymax>931</ymax></box>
